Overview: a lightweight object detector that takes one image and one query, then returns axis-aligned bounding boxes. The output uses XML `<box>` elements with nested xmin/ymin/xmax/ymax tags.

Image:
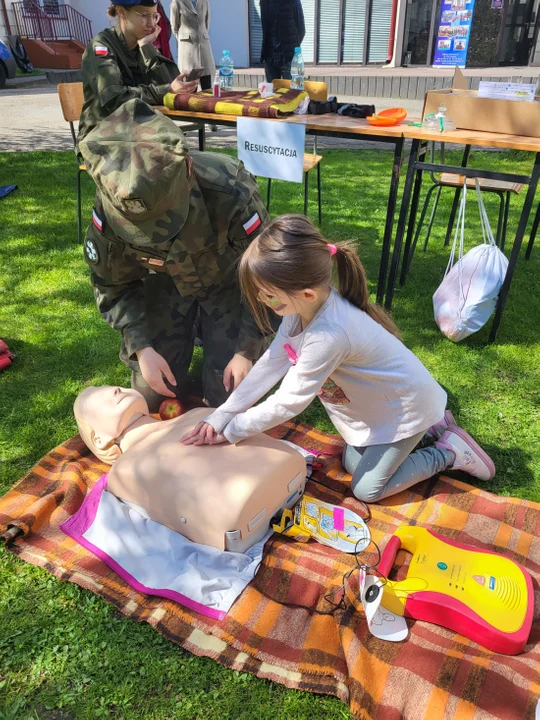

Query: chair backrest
<box><xmin>58</xmin><ymin>82</ymin><xmax>84</xmax><ymax>124</ymax></box>
<box><xmin>273</xmin><ymin>79</ymin><xmax>328</xmax><ymax>102</ymax></box>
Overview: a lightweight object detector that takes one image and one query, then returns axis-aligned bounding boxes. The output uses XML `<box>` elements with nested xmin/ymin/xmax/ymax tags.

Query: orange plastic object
<box><xmin>366</xmin><ymin>107</ymin><xmax>407</xmax><ymax>127</ymax></box>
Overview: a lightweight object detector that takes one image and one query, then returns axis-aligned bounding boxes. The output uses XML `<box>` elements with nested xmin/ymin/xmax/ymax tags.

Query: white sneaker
<box><xmin>436</xmin><ymin>428</ymin><xmax>495</xmax><ymax>481</ymax></box>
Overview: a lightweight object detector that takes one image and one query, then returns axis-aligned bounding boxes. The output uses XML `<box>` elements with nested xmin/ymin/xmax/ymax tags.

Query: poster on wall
<box><xmin>432</xmin><ymin>0</ymin><xmax>476</xmax><ymax>68</ymax></box>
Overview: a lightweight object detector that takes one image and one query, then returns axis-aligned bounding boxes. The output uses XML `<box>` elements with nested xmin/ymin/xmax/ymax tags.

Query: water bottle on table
<box><xmin>219</xmin><ymin>50</ymin><xmax>234</xmax><ymax>90</ymax></box>
<box><xmin>290</xmin><ymin>47</ymin><xmax>304</xmax><ymax>90</ymax></box>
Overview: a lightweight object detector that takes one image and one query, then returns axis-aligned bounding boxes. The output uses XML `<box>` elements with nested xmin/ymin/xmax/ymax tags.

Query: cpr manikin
<box><xmin>74</xmin><ymin>386</ymin><xmax>307</xmax><ymax>553</ymax></box>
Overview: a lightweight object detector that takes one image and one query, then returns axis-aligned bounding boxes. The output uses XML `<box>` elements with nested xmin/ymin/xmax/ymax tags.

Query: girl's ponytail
<box><xmin>239</xmin><ymin>214</ymin><xmax>400</xmax><ymax>339</ymax></box>
<box><xmin>335</xmin><ymin>244</ymin><xmax>401</xmax><ymax>338</ymax></box>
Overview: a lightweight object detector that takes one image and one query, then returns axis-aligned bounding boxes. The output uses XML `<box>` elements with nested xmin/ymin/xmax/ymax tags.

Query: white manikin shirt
<box><xmin>208</xmin><ymin>290</ymin><xmax>447</xmax><ymax>448</ymax></box>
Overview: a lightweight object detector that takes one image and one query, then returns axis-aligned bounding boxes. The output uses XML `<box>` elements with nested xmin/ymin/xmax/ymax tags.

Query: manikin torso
<box><xmin>108</xmin><ymin>408</ymin><xmax>307</xmax><ymax>552</ymax></box>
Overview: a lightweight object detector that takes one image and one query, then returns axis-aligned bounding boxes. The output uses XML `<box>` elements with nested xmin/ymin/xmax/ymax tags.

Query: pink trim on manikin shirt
<box><xmin>60</xmin><ymin>474</ymin><xmax>226</xmax><ymax>621</ymax></box>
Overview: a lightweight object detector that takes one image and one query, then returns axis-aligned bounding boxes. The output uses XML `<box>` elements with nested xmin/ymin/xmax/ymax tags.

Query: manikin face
<box><xmin>78</xmin><ymin>386</ymin><xmax>149</xmax><ymax>448</ymax></box>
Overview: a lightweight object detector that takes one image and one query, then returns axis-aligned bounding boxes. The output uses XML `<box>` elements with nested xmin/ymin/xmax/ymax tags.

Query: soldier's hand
<box><xmin>136</xmin><ymin>347</ymin><xmax>177</xmax><ymax>398</ymax></box>
<box><xmin>138</xmin><ymin>24</ymin><xmax>161</xmax><ymax>47</ymax></box>
<box><xmin>223</xmin><ymin>354</ymin><xmax>253</xmax><ymax>393</ymax></box>
<box><xmin>171</xmin><ymin>74</ymin><xmax>199</xmax><ymax>94</ymax></box>
<box><xmin>182</xmin><ymin>422</ymin><xmax>228</xmax><ymax>446</ymax></box>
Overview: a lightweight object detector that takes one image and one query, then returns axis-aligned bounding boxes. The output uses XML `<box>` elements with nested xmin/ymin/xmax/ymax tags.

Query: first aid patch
<box><xmin>243</xmin><ymin>212</ymin><xmax>262</xmax><ymax>236</ymax></box>
<box><xmin>94</xmin><ymin>45</ymin><xmax>109</xmax><ymax>57</ymax></box>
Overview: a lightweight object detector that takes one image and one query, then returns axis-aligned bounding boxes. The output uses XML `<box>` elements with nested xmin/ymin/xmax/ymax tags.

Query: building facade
<box><xmin>0</xmin><ymin>0</ymin><xmax>250</xmax><ymax>67</ymax></box>
<box><xmin>248</xmin><ymin>0</ymin><xmax>393</xmax><ymax>66</ymax></box>
<box><xmin>1</xmin><ymin>0</ymin><xmax>539</xmax><ymax>67</ymax></box>
<box><xmin>400</xmin><ymin>0</ymin><xmax>540</xmax><ymax>66</ymax></box>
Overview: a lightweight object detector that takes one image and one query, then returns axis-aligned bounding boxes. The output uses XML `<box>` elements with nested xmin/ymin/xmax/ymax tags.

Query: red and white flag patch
<box><xmin>92</xmin><ymin>209</ymin><xmax>103</xmax><ymax>231</ymax></box>
<box><xmin>94</xmin><ymin>45</ymin><xmax>109</xmax><ymax>57</ymax></box>
<box><xmin>243</xmin><ymin>212</ymin><xmax>262</xmax><ymax>236</ymax></box>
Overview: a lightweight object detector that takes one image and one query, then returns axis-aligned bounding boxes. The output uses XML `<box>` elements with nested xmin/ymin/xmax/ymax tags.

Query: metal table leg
<box><xmin>376</xmin><ymin>136</ymin><xmax>405</xmax><ymax>305</ymax></box>
<box><xmin>488</xmin><ymin>152</ymin><xmax>540</xmax><ymax>343</ymax></box>
<box><xmin>525</xmin><ymin>202</ymin><xmax>539</xmax><ymax>260</ymax></box>
<box><xmin>198</xmin><ymin>125</ymin><xmax>206</xmax><ymax>152</ymax></box>
<box><xmin>444</xmin><ymin>145</ymin><xmax>472</xmax><ymax>246</ymax></box>
<box><xmin>385</xmin><ymin>138</ymin><xmax>421</xmax><ymax>310</ymax></box>
<box><xmin>399</xmin><ymin>142</ymin><xmax>428</xmax><ymax>286</ymax></box>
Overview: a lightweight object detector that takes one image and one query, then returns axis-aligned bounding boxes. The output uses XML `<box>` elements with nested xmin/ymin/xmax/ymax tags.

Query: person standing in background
<box><xmin>170</xmin><ymin>0</ymin><xmax>215</xmax><ymax>91</ymax></box>
<box><xmin>153</xmin><ymin>1</ymin><xmax>173</xmax><ymax>59</ymax></box>
<box><xmin>260</xmin><ymin>0</ymin><xmax>305</xmax><ymax>83</ymax></box>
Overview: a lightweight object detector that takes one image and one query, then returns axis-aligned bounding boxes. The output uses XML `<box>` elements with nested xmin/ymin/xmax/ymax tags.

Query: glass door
<box><xmin>403</xmin><ymin>0</ymin><xmax>438</xmax><ymax>64</ymax></box>
<box><xmin>498</xmin><ymin>0</ymin><xmax>536</xmax><ymax>64</ymax></box>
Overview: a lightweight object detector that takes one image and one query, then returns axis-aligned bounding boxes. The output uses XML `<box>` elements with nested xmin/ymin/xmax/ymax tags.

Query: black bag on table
<box><xmin>337</xmin><ymin>103</ymin><xmax>376</xmax><ymax>118</ymax></box>
<box><xmin>308</xmin><ymin>97</ymin><xmax>338</xmax><ymax>115</ymax></box>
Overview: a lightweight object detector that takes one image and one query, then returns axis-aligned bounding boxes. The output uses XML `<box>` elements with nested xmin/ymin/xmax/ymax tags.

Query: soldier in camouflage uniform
<box><xmin>79</xmin><ymin>99</ymin><xmax>271</xmax><ymax>411</ymax></box>
<box><xmin>79</xmin><ymin>0</ymin><xmax>197</xmax><ymax>142</ymax></box>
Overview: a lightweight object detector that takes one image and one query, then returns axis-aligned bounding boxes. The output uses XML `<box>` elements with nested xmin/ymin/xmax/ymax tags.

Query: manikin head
<box><xmin>74</xmin><ymin>386</ymin><xmax>149</xmax><ymax>464</ymax></box>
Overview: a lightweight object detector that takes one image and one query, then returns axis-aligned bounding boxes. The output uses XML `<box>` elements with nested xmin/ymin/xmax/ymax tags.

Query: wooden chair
<box><xmin>401</xmin><ymin>142</ymin><xmax>523</xmax><ymax>284</ymax></box>
<box><xmin>57</xmin><ymin>82</ymin><xmax>203</xmax><ymax>244</ymax></box>
<box><xmin>266</xmin><ymin>79</ymin><xmax>328</xmax><ymax>224</ymax></box>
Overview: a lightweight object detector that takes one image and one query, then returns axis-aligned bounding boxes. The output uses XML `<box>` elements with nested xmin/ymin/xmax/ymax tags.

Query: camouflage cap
<box><xmin>79</xmin><ymin>99</ymin><xmax>190</xmax><ymax>246</ymax></box>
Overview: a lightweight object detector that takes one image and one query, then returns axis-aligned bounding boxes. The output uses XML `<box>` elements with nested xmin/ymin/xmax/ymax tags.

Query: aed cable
<box><xmin>250</xmin><ymin>491</ymin><xmax>387</xmax><ymax>616</ymax></box>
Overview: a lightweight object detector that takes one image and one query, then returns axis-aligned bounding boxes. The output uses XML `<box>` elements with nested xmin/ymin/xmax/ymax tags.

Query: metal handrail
<box><xmin>12</xmin><ymin>1</ymin><xmax>92</xmax><ymax>48</ymax></box>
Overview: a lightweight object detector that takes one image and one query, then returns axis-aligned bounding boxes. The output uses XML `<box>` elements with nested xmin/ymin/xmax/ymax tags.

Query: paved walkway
<box><xmin>0</xmin><ymin>85</ymin><xmax>427</xmax><ymax>152</ymax></box>
<box><xmin>0</xmin><ymin>85</ymin><xmax>509</xmax><ymax>154</ymax></box>
<box><xmin>239</xmin><ymin>65</ymin><xmax>540</xmax><ymax>77</ymax></box>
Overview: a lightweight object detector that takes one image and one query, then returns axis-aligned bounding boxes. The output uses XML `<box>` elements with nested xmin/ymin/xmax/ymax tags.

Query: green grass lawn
<box><xmin>0</xmin><ymin>147</ymin><xmax>539</xmax><ymax>719</ymax></box>
<box><xmin>15</xmin><ymin>68</ymin><xmax>46</xmax><ymax>77</ymax></box>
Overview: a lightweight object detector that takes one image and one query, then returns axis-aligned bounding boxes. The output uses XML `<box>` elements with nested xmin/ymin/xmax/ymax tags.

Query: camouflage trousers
<box><xmin>121</xmin><ymin>274</ymin><xmax>257</xmax><ymax>412</ymax></box>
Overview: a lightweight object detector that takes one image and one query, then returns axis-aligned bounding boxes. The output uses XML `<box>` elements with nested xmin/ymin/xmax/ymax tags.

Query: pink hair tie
<box><xmin>327</xmin><ymin>243</ymin><xmax>337</xmax><ymax>256</ymax></box>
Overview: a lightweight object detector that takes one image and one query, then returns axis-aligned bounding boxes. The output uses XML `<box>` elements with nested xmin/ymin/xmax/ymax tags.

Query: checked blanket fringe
<box><xmin>1</xmin><ymin>422</ymin><xmax>540</xmax><ymax>720</ymax></box>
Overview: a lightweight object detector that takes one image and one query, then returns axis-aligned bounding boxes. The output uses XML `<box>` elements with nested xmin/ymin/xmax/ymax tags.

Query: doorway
<box><xmin>402</xmin><ymin>0</ymin><xmax>439</xmax><ymax>65</ymax></box>
<box><xmin>498</xmin><ymin>0</ymin><xmax>538</xmax><ymax>64</ymax></box>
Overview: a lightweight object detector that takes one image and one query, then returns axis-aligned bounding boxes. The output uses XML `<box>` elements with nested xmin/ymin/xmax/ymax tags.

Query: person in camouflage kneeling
<box><xmin>79</xmin><ymin>99</ymin><xmax>272</xmax><ymax>411</ymax></box>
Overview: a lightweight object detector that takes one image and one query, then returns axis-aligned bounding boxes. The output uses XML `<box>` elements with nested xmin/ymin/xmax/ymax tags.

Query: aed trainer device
<box><xmin>378</xmin><ymin>526</ymin><xmax>533</xmax><ymax>655</ymax></box>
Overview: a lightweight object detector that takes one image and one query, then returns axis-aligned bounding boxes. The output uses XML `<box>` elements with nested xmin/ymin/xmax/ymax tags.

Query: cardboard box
<box><xmin>423</xmin><ymin>67</ymin><xmax>540</xmax><ymax>137</ymax></box>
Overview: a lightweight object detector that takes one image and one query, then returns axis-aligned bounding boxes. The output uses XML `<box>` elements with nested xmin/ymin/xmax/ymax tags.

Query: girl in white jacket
<box><xmin>183</xmin><ymin>215</ymin><xmax>495</xmax><ymax>502</ymax></box>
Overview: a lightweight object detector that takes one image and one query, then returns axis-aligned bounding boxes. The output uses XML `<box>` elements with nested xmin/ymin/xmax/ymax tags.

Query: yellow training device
<box><xmin>378</xmin><ymin>526</ymin><xmax>533</xmax><ymax>655</ymax></box>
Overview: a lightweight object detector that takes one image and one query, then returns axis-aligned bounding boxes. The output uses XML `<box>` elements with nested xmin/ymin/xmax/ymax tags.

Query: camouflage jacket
<box><xmin>84</xmin><ymin>152</ymin><xmax>268</xmax><ymax>361</ymax></box>
<box><xmin>78</xmin><ymin>25</ymin><xmax>179</xmax><ymax>142</ymax></box>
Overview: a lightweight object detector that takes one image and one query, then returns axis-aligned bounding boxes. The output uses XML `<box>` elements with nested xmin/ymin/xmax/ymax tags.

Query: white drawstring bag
<box><xmin>433</xmin><ymin>180</ymin><xmax>508</xmax><ymax>342</ymax></box>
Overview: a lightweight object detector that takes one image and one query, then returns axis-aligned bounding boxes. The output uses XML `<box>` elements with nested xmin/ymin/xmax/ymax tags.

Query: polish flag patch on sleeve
<box><xmin>243</xmin><ymin>212</ymin><xmax>262</xmax><ymax>236</ymax></box>
<box><xmin>94</xmin><ymin>45</ymin><xmax>109</xmax><ymax>57</ymax></box>
<box><xmin>92</xmin><ymin>209</ymin><xmax>103</xmax><ymax>231</ymax></box>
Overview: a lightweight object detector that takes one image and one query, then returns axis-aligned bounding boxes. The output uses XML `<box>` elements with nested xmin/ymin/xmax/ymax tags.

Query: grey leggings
<box><xmin>342</xmin><ymin>431</ymin><xmax>454</xmax><ymax>503</ymax></box>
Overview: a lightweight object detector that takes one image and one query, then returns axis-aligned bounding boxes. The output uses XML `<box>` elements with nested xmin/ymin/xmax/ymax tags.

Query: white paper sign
<box><xmin>237</xmin><ymin>117</ymin><xmax>306</xmax><ymax>184</ymax></box>
<box><xmin>478</xmin><ymin>81</ymin><xmax>536</xmax><ymax>103</ymax></box>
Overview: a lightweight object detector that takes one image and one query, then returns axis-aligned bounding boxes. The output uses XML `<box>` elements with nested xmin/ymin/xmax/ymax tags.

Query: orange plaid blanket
<box><xmin>1</xmin><ymin>423</ymin><xmax>539</xmax><ymax>720</ymax></box>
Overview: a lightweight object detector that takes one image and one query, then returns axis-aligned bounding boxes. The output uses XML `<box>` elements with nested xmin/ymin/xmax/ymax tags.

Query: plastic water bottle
<box><xmin>219</xmin><ymin>49</ymin><xmax>234</xmax><ymax>90</ymax></box>
<box><xmin>290</xmin><ymin>47</ymin><xmax>304</xmax><ymax>90</ymax></box>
